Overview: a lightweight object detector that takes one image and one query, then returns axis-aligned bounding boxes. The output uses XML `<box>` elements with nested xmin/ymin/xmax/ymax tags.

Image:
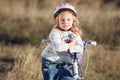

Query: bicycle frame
<box><xmin>69</xmin><ymin>40</ymin><xmax>97</xmax><ymax>80</ymax></box>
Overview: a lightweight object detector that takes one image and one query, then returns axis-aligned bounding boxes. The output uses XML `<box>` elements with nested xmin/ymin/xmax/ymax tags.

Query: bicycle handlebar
<box><xmin>84</xmin><ymin>40</ymin><xmax>97</xmax><ymax>46</ymax></box>
<box><xmin>42</xmin><ymin>39</ymin><xmax>97</xmax><ymax>45</ymax></box>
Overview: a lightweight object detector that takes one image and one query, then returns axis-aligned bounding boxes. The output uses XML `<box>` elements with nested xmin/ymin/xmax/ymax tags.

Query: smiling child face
<box><xmin>58</xmin><ymin>11</ymin><xmax>74</xmax><ymax>31</ymax></box>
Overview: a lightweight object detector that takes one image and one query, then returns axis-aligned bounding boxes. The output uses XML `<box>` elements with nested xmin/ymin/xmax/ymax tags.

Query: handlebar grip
<box><xmin>42</xmin><ymin>39</ymin><xmax>50</xmax><ymax>43</ymax></box>
<box><xmin>90</xmin><ymin>41</ymin><xmax>97</xmax><ymax>46</ymax></box>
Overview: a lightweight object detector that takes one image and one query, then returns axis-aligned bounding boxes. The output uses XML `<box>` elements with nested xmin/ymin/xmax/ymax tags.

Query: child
<box><xmin>41</xmin><ymin>3</ymin><xmax>83</xmax><ymax>80</ymax></box>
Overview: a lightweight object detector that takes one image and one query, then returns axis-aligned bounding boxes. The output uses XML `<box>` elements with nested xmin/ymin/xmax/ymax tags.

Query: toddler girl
<box><xmin>41</xmin><ymin>3</ymin><xmax>83</xmax><ymax>80</ymax></box>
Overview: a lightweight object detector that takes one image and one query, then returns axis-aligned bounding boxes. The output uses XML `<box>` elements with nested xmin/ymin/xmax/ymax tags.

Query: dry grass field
<box><xmin>0</xmin><ymin>0</ymin><xmax>120</xmax><ymax>80</ymax></box>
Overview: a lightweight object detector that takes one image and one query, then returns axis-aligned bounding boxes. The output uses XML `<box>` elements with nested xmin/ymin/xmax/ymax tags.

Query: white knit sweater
<box><xmin>41</xmin><ymin>28</ymin><xmax>83</xmax><ymax>63</ymax></box>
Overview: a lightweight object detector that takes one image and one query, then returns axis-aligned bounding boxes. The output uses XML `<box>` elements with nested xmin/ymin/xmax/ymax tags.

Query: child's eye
<box><xmin>67</xmin><ymin>19</ymin><xmax>70</xmax><ymax>21</ymax></box>
<box><xmin>61</xmin><ymin>19</ymin><xmax>64</xmax><ymax>22</ymax></box>
<box><xmin>62</xmin><ymin>19</ymin><xmax>65</xmax><ymax>21</ymax></box>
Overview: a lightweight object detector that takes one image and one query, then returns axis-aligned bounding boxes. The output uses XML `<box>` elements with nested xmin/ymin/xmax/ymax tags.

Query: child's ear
<box><xmin>72</xmin><ymin>20</ymin><xmax>76</xmax><ymax>27</ymax></box>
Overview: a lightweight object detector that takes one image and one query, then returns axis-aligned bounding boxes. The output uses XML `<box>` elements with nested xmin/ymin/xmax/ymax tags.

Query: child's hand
<box><xmin>70</xmin><ymin>39</ymin><xmax>76</xmax><ymax>43</ymax></box>
<box><xmin>68</xmin><ymin>39</ymin><xmax>76</xmax><ymax>48</ymax></box>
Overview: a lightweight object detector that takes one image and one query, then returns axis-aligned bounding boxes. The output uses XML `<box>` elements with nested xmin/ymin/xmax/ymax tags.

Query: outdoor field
<box><xmin>0</xmin><ymin>0</ymin><xmax>120</xmax><ymax>80</ymax></box>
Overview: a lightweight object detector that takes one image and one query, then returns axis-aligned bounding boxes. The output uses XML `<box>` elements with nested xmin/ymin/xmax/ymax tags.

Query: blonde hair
<box><xmin>54</xmin><ymin>11</ymin><xmax>82</xmax><ymax>36</ymax></box>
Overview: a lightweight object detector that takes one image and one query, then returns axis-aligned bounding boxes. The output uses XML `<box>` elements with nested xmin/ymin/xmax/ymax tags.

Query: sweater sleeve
<box><xmin>49</xmin><ymin>29</ymin><xmax>69</xmax><ymax>52</ymax></box>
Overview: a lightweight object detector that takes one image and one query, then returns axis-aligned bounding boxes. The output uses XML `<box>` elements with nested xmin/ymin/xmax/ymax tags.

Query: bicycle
<box><xmin>67</xmin><ymin>40</ymin><xmax>97</xmax><ymax>80</ymax></box>
<box><xmin>42</xmin><ymin>39</ymin><xmax>97</xmax><ymax>80</ymax></box>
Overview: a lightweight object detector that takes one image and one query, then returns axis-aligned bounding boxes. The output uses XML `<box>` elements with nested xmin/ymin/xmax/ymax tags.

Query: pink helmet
<box><xmin>54</xmin><ymin>3</ymin><xmax>77</xmax><ymax>18</ymax></box>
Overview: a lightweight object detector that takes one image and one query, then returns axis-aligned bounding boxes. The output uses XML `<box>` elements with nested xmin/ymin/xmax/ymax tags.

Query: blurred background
<box><xmin>0</xmin><ymin>0</ymin><xmax>120</xmax><ymax>80</ymax></box>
